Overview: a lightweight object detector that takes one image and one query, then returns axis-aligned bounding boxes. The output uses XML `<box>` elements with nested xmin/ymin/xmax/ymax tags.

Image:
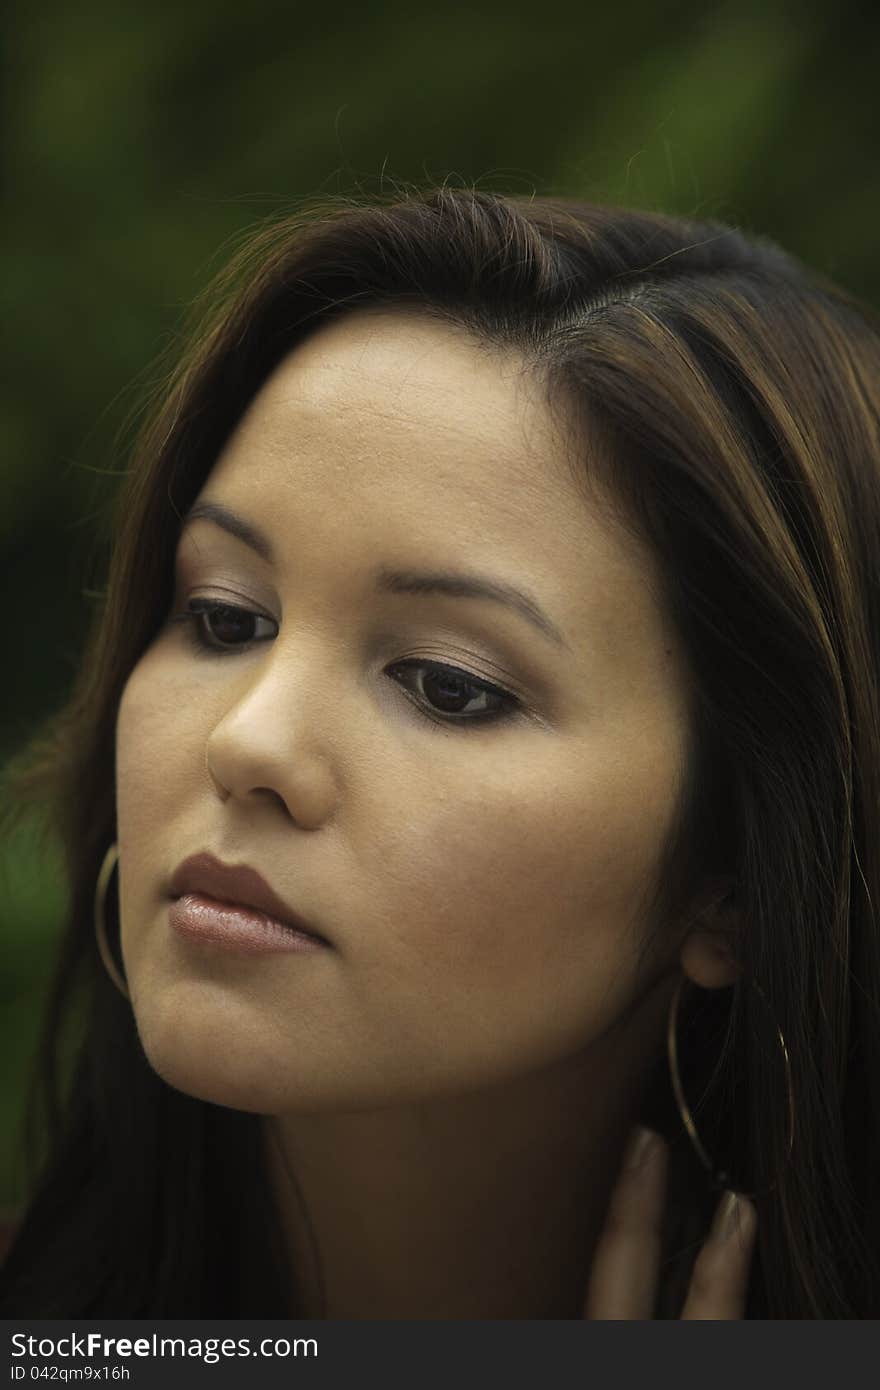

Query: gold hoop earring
<box><xmin>667</xmin><ymin>972</ymin><xmax>794</xmax><ymax>1199</ymax></box>
<box><xmin>95</xmin><ymin>841</ymin><xmax>130</xmax><ymax>1000</ymax></box>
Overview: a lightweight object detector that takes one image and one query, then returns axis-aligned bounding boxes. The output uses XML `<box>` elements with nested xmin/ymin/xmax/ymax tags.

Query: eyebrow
<box><xmin>179</xmin><ymin>499</ymin><xmax>570</xmax><ymax>651</ymax></box>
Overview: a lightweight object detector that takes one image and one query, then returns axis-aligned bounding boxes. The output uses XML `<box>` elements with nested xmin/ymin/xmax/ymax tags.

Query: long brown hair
<box><xmin>2</xmin><ymin>185</ymin><xmax>879</xmax><ymax>1317</ymax></box>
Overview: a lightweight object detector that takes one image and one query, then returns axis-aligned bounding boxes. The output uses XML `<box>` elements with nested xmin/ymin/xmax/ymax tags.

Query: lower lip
<box><xmin>168</xmin><ymin>893</ymin><xmax>329</xmax><ymax>954</ymax></box>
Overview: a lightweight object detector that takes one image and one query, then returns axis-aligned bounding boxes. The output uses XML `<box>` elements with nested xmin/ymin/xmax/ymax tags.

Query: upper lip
<box><xmin>169</xmin><ymin>852</ymin><xmax>329</xmax><ymax>943</ymax></box>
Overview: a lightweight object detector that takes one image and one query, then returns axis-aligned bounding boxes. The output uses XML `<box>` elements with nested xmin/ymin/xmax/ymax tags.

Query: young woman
<box><xmin>1</xmin><ymin>186</ymin><xmax>878</xmax><ymax>1318</ymax></box>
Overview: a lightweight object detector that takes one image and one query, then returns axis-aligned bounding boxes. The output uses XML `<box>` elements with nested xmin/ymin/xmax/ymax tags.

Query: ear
<box><xmin>678</xmin><ymin>878</ymin><xmax>744</xmax><ymax>991</ymax></box>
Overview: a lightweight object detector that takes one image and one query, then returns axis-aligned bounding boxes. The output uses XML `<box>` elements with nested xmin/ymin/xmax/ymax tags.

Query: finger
<box><xmin>679</xmin><ymin>1191</ymin><xmax>757</xmax><ymax>1320</ymax></box>
<box><xmin>583</xmin><ymin>1127</ymin><xmax>668</xmax><ymax>1319</ymax></box>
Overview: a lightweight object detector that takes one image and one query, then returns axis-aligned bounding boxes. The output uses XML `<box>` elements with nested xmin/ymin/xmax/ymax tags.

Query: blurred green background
<box><xmin>3</xmin><ymin>0</ymin><xmax>878</xmax><ymax>1218</ymax></box>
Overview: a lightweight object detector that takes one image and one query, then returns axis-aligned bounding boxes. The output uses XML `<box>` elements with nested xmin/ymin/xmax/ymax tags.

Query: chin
<box><xmin>141</xmin><ymin>1041</ymin><xmax>274</xmax><ymax>1112</ymax></box>
<box><xmin>129</xmin><ymin>998</ymin><xmax>359</xmax><ymax>1115</ymax></box>
<box><xmin>129</xmin><ymin>999</ymin><xmax>278</xmax><ymax>1112</ymax></box>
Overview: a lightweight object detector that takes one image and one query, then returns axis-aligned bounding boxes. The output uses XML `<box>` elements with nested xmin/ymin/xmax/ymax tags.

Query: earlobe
<box><xmin>677</xmin><ymin>879</ymin><xmax>743</xmax><ymax>991</ymax></box>
<box><xmin>679</xmin><ymin>912</ymin><xmax>743</xmax><ymax>991</ymax></box>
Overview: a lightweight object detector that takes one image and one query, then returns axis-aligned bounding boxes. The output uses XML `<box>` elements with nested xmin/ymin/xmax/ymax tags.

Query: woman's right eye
<box><xmin>170</xmin><ymin>598</ymin><xmax>277</xmax><ymax>654</ymax></box>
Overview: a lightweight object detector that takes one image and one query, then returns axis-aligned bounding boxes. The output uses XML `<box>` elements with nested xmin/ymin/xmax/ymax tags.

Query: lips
<box><xmin>168</xmin><ymin>852</ymin><xmax>329</xmax><ymax>944</ymax></box>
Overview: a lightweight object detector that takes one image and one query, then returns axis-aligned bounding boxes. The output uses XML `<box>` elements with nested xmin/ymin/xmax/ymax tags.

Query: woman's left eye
<box><xmin>170</xmin><ymin>598</ymin><xmax>521</xmax><ymax>728</ymax></box>
<box><xmin>386</xmin><ymin>659</ymin><xmax>519</xmax><ymax>726</ymax></box>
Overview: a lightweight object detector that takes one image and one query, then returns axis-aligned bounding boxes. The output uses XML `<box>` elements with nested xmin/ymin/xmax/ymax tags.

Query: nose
<box><xmin>204</xmin><ymin>644</ymin><xmax>340</xmax><ymax>826</ymax></box>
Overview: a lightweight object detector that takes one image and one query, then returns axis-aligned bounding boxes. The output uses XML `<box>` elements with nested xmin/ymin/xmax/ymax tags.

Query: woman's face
<box><xmin>115</xmin><ymin>309</ymin><xmax>694</xmax><ymax>1114</ymax></box>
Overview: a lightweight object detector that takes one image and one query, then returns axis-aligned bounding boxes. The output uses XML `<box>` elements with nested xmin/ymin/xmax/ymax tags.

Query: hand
<box><xmin>583</xmin><ymin>1127</ymin><xmax>757</xmax><ymax>1319</ymax></box>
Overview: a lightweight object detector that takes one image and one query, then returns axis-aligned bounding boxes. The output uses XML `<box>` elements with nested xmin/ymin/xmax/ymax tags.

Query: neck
<box><xmin>264</xmin><ymin>968</ymin><xmax>678</xmax><ymax>1320</ymax></box>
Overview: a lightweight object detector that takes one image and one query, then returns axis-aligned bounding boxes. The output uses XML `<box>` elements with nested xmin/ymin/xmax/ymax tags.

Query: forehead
<box><xmin>204</xmin><ymin>309</ymin><xmax>682</xmax><ymax>688</ymax></box>
<box><xmin>243</xmin><ymin>308</ymin><xmax>574</xmax><ymax>510</ymax></box>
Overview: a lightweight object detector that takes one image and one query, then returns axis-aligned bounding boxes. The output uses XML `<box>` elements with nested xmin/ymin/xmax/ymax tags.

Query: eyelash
<box><xmin>168</xmin><ymin>598</ymin><xmax>522</xmax><ymax>730</ymax></box>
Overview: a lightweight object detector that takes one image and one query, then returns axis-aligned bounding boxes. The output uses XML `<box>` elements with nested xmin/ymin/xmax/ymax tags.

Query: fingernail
<box><xmin>714</xmin><ymin>1189</ymin><xmax>742</xmax><ymax>1239</ymax></box>
<box><xmin>624</xmin><ymin>1125</ymin><xmax>661</xmax><ymax>1171</ymax></box>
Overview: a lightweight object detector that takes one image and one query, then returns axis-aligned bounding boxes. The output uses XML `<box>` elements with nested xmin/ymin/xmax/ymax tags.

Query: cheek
<box><xmin>311</xmin><ymin>729</ymin><xmax>681</xmax><ymax>1101</ymax></box>
<box><xmin>114</xmin><ymin>653</ymin><xmax>206</xmax><ymax>888</ymax></box>
<box><xmin>116</xmin><ymin>653</ymin><xmax>199</xmax><ymax>804</ymax></box>
<box><xmin>116</xmin><ymin>666</ymin><xmax>155</xmax><ymax>837</ymax></box>
<box><xmin>353</xmin><ymin>729</ymin><xmax>679</xmax><ymax>1034</ymax></box>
